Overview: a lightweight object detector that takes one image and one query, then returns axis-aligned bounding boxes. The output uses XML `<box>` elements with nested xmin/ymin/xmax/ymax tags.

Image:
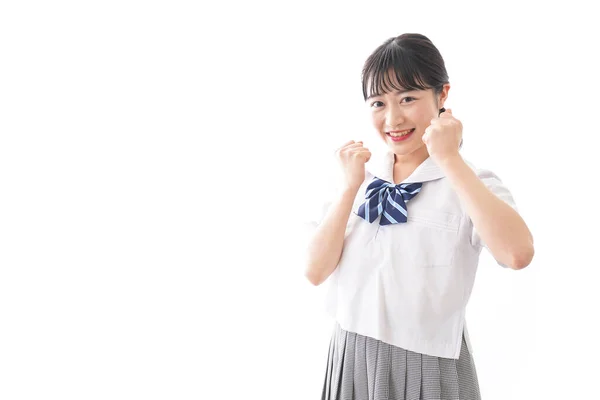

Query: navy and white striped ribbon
<box><xmin>357</xmin><ymin>178</ymin><xmax>422</xmax><ymax>225</ymax></box>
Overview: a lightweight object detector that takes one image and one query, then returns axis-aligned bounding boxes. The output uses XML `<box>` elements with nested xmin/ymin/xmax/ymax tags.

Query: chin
<box><xmin>387</xmin><ymin>141</ymin><xmax>427</xmax><ymax>156</ymax></box>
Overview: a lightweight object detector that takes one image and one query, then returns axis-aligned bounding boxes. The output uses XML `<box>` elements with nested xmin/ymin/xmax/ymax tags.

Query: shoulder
<box><xmin>462</xmin><ymin>158</ymin><xmax>504</xmax><ymax>182</ymax></box>
<box><xmin>462</xmin><ymin>157</ymin><xmax>518</xmax><ymax>211</ymax></box>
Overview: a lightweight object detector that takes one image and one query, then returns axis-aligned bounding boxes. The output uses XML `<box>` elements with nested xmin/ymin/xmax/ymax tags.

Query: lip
<box><xmin>386</xmin><ymin>128</ymin><xmax>415</xmax><ymax>142</ymax></box>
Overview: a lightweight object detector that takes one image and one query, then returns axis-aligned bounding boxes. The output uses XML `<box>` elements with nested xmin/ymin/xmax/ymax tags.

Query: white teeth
<box><xmin>389</xmin><ymin>129</ymin><xmax>412</xmax><ymax>137</ymax></box>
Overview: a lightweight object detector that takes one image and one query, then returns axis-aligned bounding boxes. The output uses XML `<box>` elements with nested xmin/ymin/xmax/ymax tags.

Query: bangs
<box><xmin>362</xmin><ymin>46</ymin><xmax>429</xmax><ymax>101</ymax></box>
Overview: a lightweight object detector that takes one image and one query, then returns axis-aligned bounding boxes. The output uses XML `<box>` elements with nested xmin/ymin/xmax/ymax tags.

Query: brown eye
<box><xmin>371</xmin><ymin>101</ymin><xmax>384</xmax><ymax>108</ymax></box>
<box><xmin>402</xmin><ymin>97</ymin><xmax>416</xmax><ymax>103</ymax></box>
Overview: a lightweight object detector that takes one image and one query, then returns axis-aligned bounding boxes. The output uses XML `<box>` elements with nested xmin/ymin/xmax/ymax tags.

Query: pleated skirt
<box><xmin>322</xmin><ymin>323</ymin><xmax>481</xmax><ymax>400</ymax></box>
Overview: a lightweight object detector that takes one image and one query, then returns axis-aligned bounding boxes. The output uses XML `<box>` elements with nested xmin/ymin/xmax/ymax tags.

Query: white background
<box><xmin>1</xmin><ymin>1</ymin><xmax>599</xmax><ymax>399</ymax></box>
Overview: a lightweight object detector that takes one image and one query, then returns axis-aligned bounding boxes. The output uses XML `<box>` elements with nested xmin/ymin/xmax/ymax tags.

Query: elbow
<box><xmin>304</xmin><ymin>261</ymin><xmax>326</xmax><ymax>286</ymax></box>
<box><xmin>305</xmin><ymin>269</ymin><xmax>325</xmax><ymax>286</ymax></box>
<box><xmin>304</xmin><ymin>250</ymin><xmax>339</xmax><ymax>286</ymax></box>
<box><xmin>508</xmin><ymin>243</ymin><xmax>535</xmax><ymax>270</ymax></box>
<box><xmin>304</xmin><ymin>259</ymin><xmax>334</xmax><ymax>286</ymax></box>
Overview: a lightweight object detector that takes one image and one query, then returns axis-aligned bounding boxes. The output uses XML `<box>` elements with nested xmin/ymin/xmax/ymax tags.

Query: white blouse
<box><xmin>307</xmin><ymin>150</ymin><xmax>518</xmax><ymax>359</ymax></box>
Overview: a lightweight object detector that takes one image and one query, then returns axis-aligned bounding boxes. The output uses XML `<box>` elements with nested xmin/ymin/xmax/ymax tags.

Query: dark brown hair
<box><xmin>362</xmin><ymin>33</ymin><xmax>449</xmax><ymax>102</ymax></box>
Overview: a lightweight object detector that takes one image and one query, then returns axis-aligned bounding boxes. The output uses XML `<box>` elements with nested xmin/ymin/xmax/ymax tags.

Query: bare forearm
<box><xmin>439</xmin><ymin>154</ymin><xmax>534</xmax><ymax>269</ymax></box>
<box><xmin>305</xmin><ymin>186</ymin><xmax>358</xmax><ymax>285</ymax></box>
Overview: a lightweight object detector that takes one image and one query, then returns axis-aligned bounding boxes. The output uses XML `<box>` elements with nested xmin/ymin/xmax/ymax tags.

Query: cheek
<box><xmin>410</xmin><ymin>112</ymin><xmax>431</xmax><ymax>131</ymax></box>
<box><xmin>370</xmin><ymin>113</ymin><xmax>384</xmax><ymax>130</ymax></box>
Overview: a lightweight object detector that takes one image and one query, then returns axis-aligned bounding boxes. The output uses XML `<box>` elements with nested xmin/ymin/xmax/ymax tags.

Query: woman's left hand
<box><xmin>422</xmin><ymin>108</ymin><xmax>463</xmax><ymax>165</ymax></box>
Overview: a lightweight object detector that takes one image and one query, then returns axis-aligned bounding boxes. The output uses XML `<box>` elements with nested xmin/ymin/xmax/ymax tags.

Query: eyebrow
<box><xmin>366</xmin><ymin>89</ymin><xmax>416</xmax><ymax>101</ymax></box>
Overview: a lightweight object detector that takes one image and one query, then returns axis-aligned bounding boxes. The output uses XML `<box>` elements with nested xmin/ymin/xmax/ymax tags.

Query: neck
<box><xmin>392</xmin><ymin>147</ymin><xmax>429</xmax><ymax>184</ymax></box>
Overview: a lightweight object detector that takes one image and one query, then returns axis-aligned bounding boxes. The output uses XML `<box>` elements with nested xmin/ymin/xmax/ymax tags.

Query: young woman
<box><xmin>305</xmin><ymin>33</ymin><xmax>534</xmax><ymax>400</ymax></box>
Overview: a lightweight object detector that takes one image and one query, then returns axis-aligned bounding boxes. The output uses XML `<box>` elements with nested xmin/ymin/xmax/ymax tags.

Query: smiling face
<box><xmin>360</xmin><ymin>34</ymin><xmax>451</xmax><ymax>160</ymax></box>
<box><xmin>366</xmin><ymin>70</ymin><xmax>450</xmax><ymax>157</ymax></box>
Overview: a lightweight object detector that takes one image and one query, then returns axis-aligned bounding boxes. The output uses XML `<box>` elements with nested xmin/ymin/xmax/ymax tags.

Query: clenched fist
<box><xmin>335</xmin><ymin>140</ymin><xmax>372</xmax><ymax>191</ymax></box>
<box><xmin>422</xmin><ymin>108</ymin><xmax>462</xmax><ymax>164</ymax></box>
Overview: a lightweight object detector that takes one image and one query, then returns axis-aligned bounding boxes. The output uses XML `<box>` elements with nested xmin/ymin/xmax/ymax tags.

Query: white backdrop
<box><xmin>1</xmin><ymin>1</ymin><xmax>599</xmax><ymax>399</ymax></box>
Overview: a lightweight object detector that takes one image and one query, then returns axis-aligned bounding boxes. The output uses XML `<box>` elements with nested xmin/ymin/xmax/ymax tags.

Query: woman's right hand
<box><xmin>335</xmin><ymin>140</ymin><xmax>371</xmax><ymax>192</ymax></box>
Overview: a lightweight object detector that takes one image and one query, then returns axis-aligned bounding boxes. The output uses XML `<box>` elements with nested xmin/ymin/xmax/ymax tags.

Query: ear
<box><xmin>437</xmin><ymin>83</ymin><xmax>451</xmax><ymax>109</ymax></box>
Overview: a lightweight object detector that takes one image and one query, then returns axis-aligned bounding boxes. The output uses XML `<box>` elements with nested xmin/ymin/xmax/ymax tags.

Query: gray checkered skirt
<box><xmin>322</xmin><ymin>323</ymin><xmax>481</xmax><ymax>400</ymax></box>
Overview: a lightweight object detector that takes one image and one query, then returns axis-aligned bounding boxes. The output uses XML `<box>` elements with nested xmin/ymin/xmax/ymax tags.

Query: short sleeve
<box><xmin>302</xmin><ymin>169</ymin><xmax>340</xmax><ymax>231</ymax></box>
<box><xmin>303</xmin><ymin>172</ymin><xmax>367</xmax><ymax>232</ymax></box>
<box><xmin>305</xmin><ymin>198</ymin><xmax>333</xmax><ymax>229</ymax></box>
<box><xmin>470</xmin><ymin>169</ymin><xmax>519</xmax><ymax>266</ymax></box>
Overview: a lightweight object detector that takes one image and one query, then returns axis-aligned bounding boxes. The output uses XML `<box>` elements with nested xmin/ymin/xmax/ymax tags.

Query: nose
<box><xmin>385</xmin><ymin>102</ymin><xmax>405</xmax><ymax>129</ymax></box>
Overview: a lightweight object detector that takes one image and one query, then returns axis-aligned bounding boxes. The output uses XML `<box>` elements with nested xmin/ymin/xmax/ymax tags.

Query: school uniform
<box><xmin>308</xmin><ymin>150</ymin><xmax>519</xmax><ymax>400</ymax></box>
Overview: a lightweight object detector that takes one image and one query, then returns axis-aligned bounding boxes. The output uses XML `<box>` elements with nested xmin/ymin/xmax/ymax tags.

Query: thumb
<box><xmin>440</xmin><ymin>108</ymin><xmax>453</xmax><ymax>118</ymax></box>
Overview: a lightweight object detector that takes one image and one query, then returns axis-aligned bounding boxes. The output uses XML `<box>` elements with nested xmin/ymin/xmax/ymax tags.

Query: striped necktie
<box><xmin>357</xmin><ymin>178</ymin><xmax>422</xmax><ymax>225</ymax></box>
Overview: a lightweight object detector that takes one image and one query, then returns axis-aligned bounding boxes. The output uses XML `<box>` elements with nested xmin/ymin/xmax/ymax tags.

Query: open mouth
<box><xmin>386</xmin><ymin>128</ymin><xmax>415</xmax><ymax>142</ymax></box>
